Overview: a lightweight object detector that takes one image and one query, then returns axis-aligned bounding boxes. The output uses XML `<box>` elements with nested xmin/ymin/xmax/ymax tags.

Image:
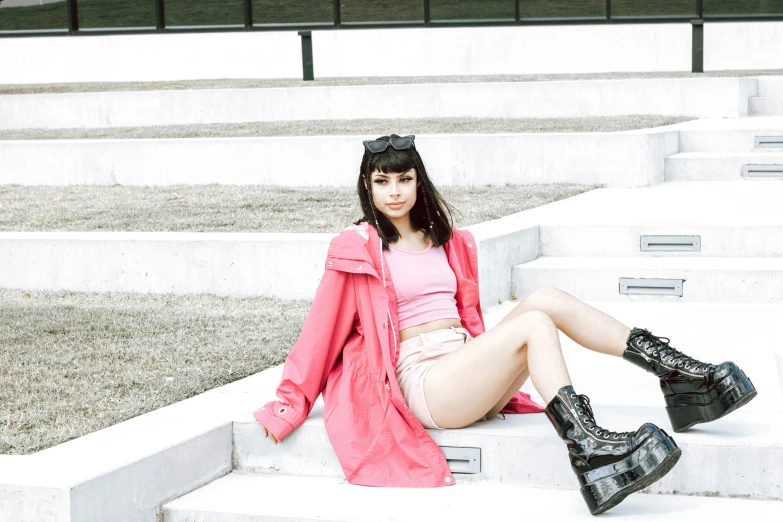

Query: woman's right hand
<box><xmin>261</xmin><ymin>424</ymin><xmax>281</xmax><ymax>444</ymax></box>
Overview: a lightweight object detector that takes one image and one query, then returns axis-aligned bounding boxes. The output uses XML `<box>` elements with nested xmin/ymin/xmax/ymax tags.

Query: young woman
<box><xmin>254</xmin><ymin>134</ymin><xmax>757</xmax><ymax>515</ymax></box>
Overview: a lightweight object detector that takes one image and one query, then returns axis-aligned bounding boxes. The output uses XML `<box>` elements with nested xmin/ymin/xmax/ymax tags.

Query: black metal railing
<box><xmin>1</xmin><ymin>1</ymin><xmax>782</xmax><ymax>37</ymax></box>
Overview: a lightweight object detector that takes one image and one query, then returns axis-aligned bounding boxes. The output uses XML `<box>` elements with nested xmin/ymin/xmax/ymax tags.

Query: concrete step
<box><xmin>232</xmin><ymin>404</ymin><xmax>782</xmax><ymax>500</ymax></box>
<box><xmin>511</xmin><ymin>256</ymin><xmax>783</xmax><ymax>303</ymax></box>
<box><xmin>749</xmin><ymin>97</ymin><xmax>783</xmax><ymax>116</ymax></box>
<box><xmin>756</xmin><ymin>76</ymin><xmax>783</xmax><ymax>97</ymax></box>
<box><xmin>538</xmin><ymin>225</ymin><xmax>783</xmax><ymax>257</ymax></box>
<box><xmin>0</xmin><ymin>77</ymin><xmax>756</xmax><ymax>130</ymax></box>
<box><xmin>0</xmin><ymin>132</ymin><xmax>675</xmax><ymax>187</ymax></box>
<box><xmin>679</xmin><ymin>130</ymin><xmax>783</xmax><ymax>152</ymax></box>
<box><xmin>665</xmin><ymin>152</ymin><xmax>783</xmax><ymax>182</ymax></box>
<box><xmin>160</xmin><ymin>472</ymin><xmax>781</xmax><ymax>522</ymax></box>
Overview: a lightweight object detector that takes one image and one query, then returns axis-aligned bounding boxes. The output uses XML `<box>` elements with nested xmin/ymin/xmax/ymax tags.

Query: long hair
<box><xmin>354</xmin><ymin>134</ymin><xmax>456</xmax><ymax>251</ymax></box>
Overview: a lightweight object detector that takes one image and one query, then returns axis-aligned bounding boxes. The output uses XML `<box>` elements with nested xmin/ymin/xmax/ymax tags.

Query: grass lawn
<box><xmin>0</xmin><ymin>182</ymin><xmax>598</xmax><ymax>455</ymax></box>
<box><xmin>0</xmin><ymin>183</ymin><xmax>599</xmax><ymax>232</ymax></box>
<box><xmin>2</xmin><ymin>72</ymin><xmax>783</xmax><ymax>96</ymax></box>
<box><xmin>0</xmin><ymin>116</ymin><xmax>696</xmax><ymax>141</ymax></box>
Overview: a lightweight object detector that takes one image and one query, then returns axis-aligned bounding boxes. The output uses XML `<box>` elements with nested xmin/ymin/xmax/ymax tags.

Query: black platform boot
<box><xmin>545</xmin><ymin>385</ymin><xmax>681</xmax><ymax>515</ymax></box>
<box><xmin>624</xmin><ymin>327</ymin><xmax>757</xmax><ymax>432</ymax></box>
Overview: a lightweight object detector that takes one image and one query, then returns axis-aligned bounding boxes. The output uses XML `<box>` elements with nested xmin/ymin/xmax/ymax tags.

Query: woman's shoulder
<box><xmin>342</xmin><ymin>222</ymin><xmax>370</xmax><ymax>240</ymax></box>
<box><xmin>450</xmin><ymin>227</ymin><xmax>476</xmax><ymax>245</ymax></box>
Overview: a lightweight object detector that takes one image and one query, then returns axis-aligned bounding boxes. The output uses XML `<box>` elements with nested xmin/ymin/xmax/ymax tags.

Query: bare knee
<box><xmin>510</xmin><ymin>310</ymin><xmax>557</xmax><ymax>354</ymax></box>
<box><xmin>522</xmin><ymin>286</ymin><xmax>568</xmax><ymax>316</ymax></box>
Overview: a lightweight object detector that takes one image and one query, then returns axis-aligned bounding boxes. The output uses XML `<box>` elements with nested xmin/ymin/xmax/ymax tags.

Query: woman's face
<box><xmin>368</xmin><ymin>167</ymin><xmax>419</xmax><ymax>222</ymax></box>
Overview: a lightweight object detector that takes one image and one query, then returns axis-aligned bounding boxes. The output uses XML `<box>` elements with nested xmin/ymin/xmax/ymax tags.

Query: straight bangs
<box><xmin>367</xmin><ymin>147</ymin><xmax>417</xmax><ymax>176</ymax></box>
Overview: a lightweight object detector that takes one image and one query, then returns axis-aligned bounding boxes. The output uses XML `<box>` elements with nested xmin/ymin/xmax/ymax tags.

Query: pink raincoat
<box><xmin>253</xmin><ymin>221</ymin><xmax>544</xmax><ymax>487</ymax></box>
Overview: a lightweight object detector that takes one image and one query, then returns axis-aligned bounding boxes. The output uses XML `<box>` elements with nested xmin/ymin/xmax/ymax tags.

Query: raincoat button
<box><xmin>383</xmin><ymin>322</ymin><xmax>387</xmax><ymax>329</ymax></box>
<box><xmin>445</xmin><ymin>477</ymin><xmax>452</xmax><ymax>483</ymax></box>
<box><xmin>357</xmin><ymin>265</ymin><xmax>362</xmax><ymax>270</ymax></box>
<box><xmin>278</xmin><ymin>407</ymin><xmax>287</xmax><ymax>415</ymax></box>
<box><xmin>468</xmin><ymin>244</ymin><xmax>472</xmax><ymax>248</ymax></box>
<box><xmin>328</xmin><ymin>262</ymin><xmax>332</xmax><ymax>267</ymax></box>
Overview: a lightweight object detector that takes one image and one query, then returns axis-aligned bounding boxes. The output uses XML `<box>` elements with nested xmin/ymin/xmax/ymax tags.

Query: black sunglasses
<box><xmin>363</xmin><ymin>135</ymin><xmax>416</xmax><ymax>154</ymax></box>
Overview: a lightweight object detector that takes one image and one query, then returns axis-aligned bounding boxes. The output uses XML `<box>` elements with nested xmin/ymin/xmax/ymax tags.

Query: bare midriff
<box><xmin>398</xmin><ymin>317</ymin><xmax>464</xmax><ymax>342</ymax></box>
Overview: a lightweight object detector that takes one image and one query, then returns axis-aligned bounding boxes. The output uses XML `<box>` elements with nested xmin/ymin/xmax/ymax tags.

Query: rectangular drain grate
<box><xmin>440</xmin><ymin>446</ymin><xmax>481</xmax><ymax>474</ymax></box>
<box><xmin>754</xmin><ymin>136</ymin><xmax>783</xmax><ymax>148</ymax></box>
<box><xmin>619</xmin><ymin>278</ymin><xmax>683</xmax><ymax>296</ymax></box>
<box><xmin>641</xmin><ymin>235</ymin><xmax>701</xmax><ymax>252</ymax></box>
<box><xmin>742</xmin><ymin>164</ymin><xmax>783</xmax><ymax>180</ymax></box>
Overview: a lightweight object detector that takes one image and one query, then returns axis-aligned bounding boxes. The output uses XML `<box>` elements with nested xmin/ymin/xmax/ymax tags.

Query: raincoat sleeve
<box><xmin>252</xmin><ymin>264</ymin><xmax>357</xmax><ymax>441</ymax></box>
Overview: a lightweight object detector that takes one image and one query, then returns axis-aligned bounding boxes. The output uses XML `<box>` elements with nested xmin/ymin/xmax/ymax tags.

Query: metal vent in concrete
<box><xmin>619</xmin><ymin>278</ymin><xmax>683</xmax><ymax>296</ymax></box>
<box><xmin>641</xmin><ymin>235</ymin><xmax>701</xmax><ymax>252</ymax></box>
<box><xmin>441</xmin><ymin>446</ymin><xmax>481</xmax><ymax>474</ymax></box>
<box><xmin>754</xmin><ymin>136</ymin><xmax>783</xmax><ymax>148</ymax></box>
<box><xmin>742</xmin><ymin>164</ymin><xmax>783</xmax><ymax>180</ymax></box>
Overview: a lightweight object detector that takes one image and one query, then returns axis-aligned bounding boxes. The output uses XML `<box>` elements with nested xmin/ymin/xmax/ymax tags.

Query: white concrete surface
<box><xmin>679</xmin><ymin>130</ymin><xmax>783</xmax><ymax>152</ymax></box>
<box><xmin>706</xmin><ymin>22</ymin><xmax>783</xmax><ymax>71</ymax></box>
<box><xmin>513</xmin><ymin>256</ymin><xmax>783</xmax><ymax>303</ymax></box>
<box><xmin>0</xmin><ymin>24</ymin><xmax>692</xmax><ymax>84</ymax></box>
<box><xmin>0</xmin><ymin>369</ymin><xmax>279</xmax><ymax>522</ymax></box>
<box><xmin>0</xmin><ymin>132</ymin><xmax>676</xmax><ymax>187</ymax></box>
<box><xmin>539</xmin><ymin>225</ymin><xmax>783</xmax><ymax>258</ymax></box>
<box><xmin>757</xmin><ymin>77</ymin><xmax>783</xmax><ymax>97</ymax></box>
<box><xmin>234</xmin><ymin>404</ymin><xmax>782</xmax><ymax>499</ymax></box>
<box><xmin>315</xmin><ymin>24</ymin><xmax>692</xmax><ymax>77</ymax></box>
<box><xmin>161</xmin><ymin>473</ymin><xmax>781</xmax><ymax>521</ymax></box>
<box><xmin>750</xmin><ymin>97</ymin><xmax>783</xmax><ymax>116</ymax></box>
<box><xmin>0</xmin><ymin>232</ymin><xmax>333</xmax><ymax>300</ymax></box>
<box><xmin>0</xmin><ymin>78</ymin><xmax>757</xmax><ymax>130</ymax></box>
<box><xmin>0</xmin><ymin>32</ymin><xmax>301</xmax><ymax>84</ymax></box>
<box><xmin>665</xmin><ymin>152</ymin><xmax>783</xmax><ymax>181</ymax></box>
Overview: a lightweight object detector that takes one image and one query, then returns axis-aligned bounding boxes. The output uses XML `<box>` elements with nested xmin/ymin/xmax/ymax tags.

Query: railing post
<box><xmin>515</xmin><ymin>0</ymin><xmax>520</xmax><ymax>24</ymax></box>
<box><xmin>66</xmin><ymin>0</ymin><xmax>78</xmax><ymax>32</ymax></box>
<box><xmin>424</xmin><ymin>0</ymin><xmax>430</xmax><ymax>26</ymax></box>
<box><xmin>333</xmin><ymin>0</ymin><xmax>341</xmax><ymax>28</ymax></box>
<box><xmin>691</xmin><ymin>19</ymin><xmax>704</xmax><ymax>73</ymax></box>
<box><xmin>606</xmin><ymin>0</ymin><xmax>612</xmax><ymax>21</ymax></box>
<box><xmin>299</xmin><ymin>30</ymin><xmax>314</xmax><ymax>81</ymax></box>
<box><xmin>244</xmin><ymin>0</ymin><xmax>253</xmax><ymax>29</ymax></box>
<box><xmin>155</xmin><ymin>0</ymin><xmax>166</xmax><ymax>31</ymax></box>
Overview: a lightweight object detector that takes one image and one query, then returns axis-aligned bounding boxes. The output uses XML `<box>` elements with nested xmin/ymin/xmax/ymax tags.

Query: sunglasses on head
<box><xmin>363</xmin><ymin>135</ymin><xmax>416</xmax><ymax>154</ymax></box>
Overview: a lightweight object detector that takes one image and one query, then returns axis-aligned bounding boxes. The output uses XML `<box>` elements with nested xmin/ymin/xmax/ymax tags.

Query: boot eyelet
<box><xmin>613</xmin><ymin>435</ymin><xmax>619</xmax><ymax>439</ymax></box>
<box><xmin>685</xmin><ymin>364</ymin><xmax>690</xmax><ymax>369</ymax></box>
<box><xmin>570</xmin><ymin>394</ymin><xmax>576</xmax><ymax>398</ymax></box>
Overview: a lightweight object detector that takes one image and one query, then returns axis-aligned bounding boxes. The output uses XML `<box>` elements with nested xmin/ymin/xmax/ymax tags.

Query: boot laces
<box><xmin>571</xmin><ymin>393</ymin><xmax>630</xmax><ymax>440</ymax></box>
<box><xmin>633</xmin><ymin>329</ymin><xmax>715</xmax><ymax>373</ymax></box>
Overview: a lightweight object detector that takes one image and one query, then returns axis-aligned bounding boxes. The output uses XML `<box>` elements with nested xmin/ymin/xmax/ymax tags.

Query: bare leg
<box><xmin>424</xmin><ymin>310</ymin><xmax>572</xmax><ymax>429</ymax></box>
<box><xmin>481</xmin><ymin>287</ymin><xmax>632</xmax><ymax>419</ymax></box>
<box><xmin>505</xmin><ymin>287</ymin><xmax>632</xmax><ymax>358</ymax></box>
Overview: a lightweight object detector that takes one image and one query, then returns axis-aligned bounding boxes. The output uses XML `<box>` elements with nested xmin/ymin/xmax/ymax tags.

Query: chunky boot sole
<box><xmin>664</xmin><ymin>369</ymin><xmax>758</xmax><ymax>432</ymax></box>
<box><xmin>578</xmin><ymin>428</ymin><xmax>681</xmax><ymax>516</ymax></box>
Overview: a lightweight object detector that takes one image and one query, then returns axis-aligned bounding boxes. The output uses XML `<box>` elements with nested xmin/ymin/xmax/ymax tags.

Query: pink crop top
<box><xmin>382</xmin><ymin>240</ymin><xmax>460</xmax><ymax>330</ymax></box>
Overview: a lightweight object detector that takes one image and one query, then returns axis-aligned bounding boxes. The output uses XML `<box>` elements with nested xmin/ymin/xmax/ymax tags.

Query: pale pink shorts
<box><xmin>395</xmin><ymin>326</ymin><xmax>473</xmax><ymax>429</ymax></box>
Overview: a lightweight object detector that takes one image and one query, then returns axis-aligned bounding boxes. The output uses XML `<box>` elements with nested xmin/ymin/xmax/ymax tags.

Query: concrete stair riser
<box><xmin>512</xmin><ymin>260</ymin><xmax>783</xmax><ymax>303</ymax></box>
<box><xmin>539</xmin><ymin>226</ymin><xmax>783</xmax><ymax>258</ymax></box>
<box><xmin>159</xmin><ymin>473</ymin><xmax>783</xmax><ymax>522</ymax></box>
<box><xmin>0</xmin><ymin>233</ymin><xmax>332</xmax><ymax>300</ymax></box>
<box><xmin>756</xmin><ymin>77</ymin><xmax>783</xmax><ymax>97</ymax></box>
<box><xmin>665</xmin><ymin>153</ymin><xmax>783</xmax><ymax>182</ymax></box>
<box><xmin>0</xmin><ymin>133</ymin><xmax>675</xmax><ymax>188</ymax></box>
<box><xmin>749</xmin><ymin>97</ymin><xmax>783</xmax><ymax>116</ymax></box>
<box><xmin>679</xmin><ymin>130</ymin><xmax>783</xmax><ymax>153</ymax></box>
<box><xmin>232</xmin><ymin>409</ymin><xmax>783</xmax><ymax>500</ymax></box>
<box><xmin>0</xmin><ymin>78</ymin><xmax>758</xmax><ymax>130</ymax></box>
